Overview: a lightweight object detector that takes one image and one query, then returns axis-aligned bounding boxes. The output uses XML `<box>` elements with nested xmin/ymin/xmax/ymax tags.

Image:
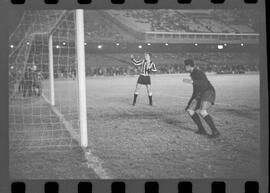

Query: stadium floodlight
<box><xmin>138</xmin><ymin>45</ymin><xmax>142</xmax><ymax>49</ymax></box>
<box><xmin>218</xmin><ymin>45</ymin><xmax>224</xmax><ymax>50</ymax></box>
<box><xmin>98</xmin><ymin>44</ymin><xmax>103</xmax><ymax>49</ymax></box>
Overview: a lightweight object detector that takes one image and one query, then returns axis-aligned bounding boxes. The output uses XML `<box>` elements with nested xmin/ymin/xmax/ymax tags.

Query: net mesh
<box><xmin>9</xmin><ymin>10</ymin><xmax>81</xmax><ymax>153</ymax></box>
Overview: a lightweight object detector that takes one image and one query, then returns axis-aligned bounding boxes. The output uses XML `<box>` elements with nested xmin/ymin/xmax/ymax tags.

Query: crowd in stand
<box><xmin>50</xmin><ymin>52</ymin><xmax>259</xmax><ymax>77</ymax></box>
<box><xmin>84</xmin><ymin>62</ymin><xmax>258</xmax><ymax>77</ymax></box>
<box><xmin>14</xmin><ymin>65</ymin><xmax>43</xmax><ymax>97</ymax></box>
<box><xmin>106</xmin><ymin>9</ymin><xmax>258</xmax><ymax>34</ymax></box>
<box><xmin>84</xmin><ymin>11</ymin><xmax>130</xmax><ymax>42</ymax></box>
<box><xmin>11</xmin><ymin>52</ymin><xmax>258</xmax><ymax>94</ymax></box>
<box><xmin>85</xmin><ymin>19</ymin><xmax>124</xmax><ymax>42</ymax></box>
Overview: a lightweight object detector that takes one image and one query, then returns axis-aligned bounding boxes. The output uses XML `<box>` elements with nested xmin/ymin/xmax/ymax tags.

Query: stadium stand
<box><xmin>24</xmin><ymin>50</ymin><xmax>258</xmax><ymax>78</ymax></box>
<box><xmin>84</xmin><ymin>11</ymin><xmax>140</xmax><ymax>42</ymax></box>
<box><xmin>12</xmin><ymin>10</ymin><xmax>259</xmax><ymax>80</ymax></box>
<box><xmin>105</xmin><ymin>9</ymin><xmax>258</xmax><ymax>33</ymax></box>
<box><xmin>83</xmin><ymin>52</ymin><xmax>259</xmax><ymax>76</ymax></box>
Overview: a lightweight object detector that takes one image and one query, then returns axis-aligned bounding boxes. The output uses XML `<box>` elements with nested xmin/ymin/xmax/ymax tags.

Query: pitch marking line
<box><xmin>42</xmin><ymin>94</ymin><xmax>112</xmax><ymax>179</ymax></box>
<box><xmin>84</xmin><ymin>148</ymin><xmax>111</xmax><ymax>179</ymax></box>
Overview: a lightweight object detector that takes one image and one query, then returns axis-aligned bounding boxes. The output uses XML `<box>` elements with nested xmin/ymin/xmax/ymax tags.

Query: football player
<box><xmin>183</xmin><ymin>59</ymin><xmax>220</xmax><ymax>138</ymax></box>
<box><xmin>130</xmin><ymin>53</ymin><xmax>157</xmax><ymax>106</ymax></box>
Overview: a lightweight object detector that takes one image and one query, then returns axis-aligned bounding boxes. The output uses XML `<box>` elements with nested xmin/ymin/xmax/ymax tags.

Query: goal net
<box><xmin>9</xmin><ymin>10</ymin><xmax>88</xmax><ymax>153</ymax></box>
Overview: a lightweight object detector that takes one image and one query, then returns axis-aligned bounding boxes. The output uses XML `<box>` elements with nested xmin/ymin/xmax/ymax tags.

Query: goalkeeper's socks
<box><xmin>203</xmin><ymin>114</ymin><xmax>219</xmax><ymax>134</ymax></box>
<box><xmin>191</xmin><ymin>113</ymin><xmax>206</xmax><ymax>133</ymax></box>
<box><xmin>148</xmin><ymin>95</ymin><xmax>153</xmax><ymax>106</ymax></box>
<box><xmin>132</xmin><ymin>94</ymin><xmax>138</xmax><ymax>106</ymax></box>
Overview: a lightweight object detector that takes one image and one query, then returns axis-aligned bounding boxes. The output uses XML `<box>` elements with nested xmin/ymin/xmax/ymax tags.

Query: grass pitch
<box><xmin>9</xmin><ymin>73</ymin><xmax>260</xmax><ymax>179</ymax></box>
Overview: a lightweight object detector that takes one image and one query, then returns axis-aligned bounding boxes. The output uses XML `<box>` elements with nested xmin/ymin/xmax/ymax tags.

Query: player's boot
<box><xmin>208</xmin><ymin>130</ymin><xmax>220</xmax><ymax>138</ymax></box>
<box><xmin>132</xmin><ymin>94</ymin><xmax>138</xmax><ymax>106</ymax></box>
<box><xmin>191</xmin><ymin>113</ymin><xmax>208</xmax><ymax>135</ymax></box>
<box><xmin>195</xmin><ymin>129</ymin><xmax>208</xmax><ymax>135</ymax></box>
<box><xmin>203</xmin><ymin>115</ymin><xmax>220</xmax><ymax>138</ymax></box>
<box><xmin>148</xmin><ymin>95</ymin><xmax>153</xmax><ymax>106</ymax></box>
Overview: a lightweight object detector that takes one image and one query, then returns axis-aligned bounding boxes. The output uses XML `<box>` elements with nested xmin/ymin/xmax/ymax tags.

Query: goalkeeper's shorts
<box><xmin>200</xmin><ymin>89</ymin><xmax>216</xmax><ymax>105</ymax></box>
<box><xmin>191</xmin><ymin>89</ymin><xmax>216</xmax><ymax>110</ymax></box>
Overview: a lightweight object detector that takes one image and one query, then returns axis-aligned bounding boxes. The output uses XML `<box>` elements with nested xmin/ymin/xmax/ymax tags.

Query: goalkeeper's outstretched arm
<box><xmin>183</xmin><ymin>78</ymin><xmax>193</xmax><ymax>84</ymax></box>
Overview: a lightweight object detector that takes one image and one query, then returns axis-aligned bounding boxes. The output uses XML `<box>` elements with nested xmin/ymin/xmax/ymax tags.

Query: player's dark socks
<box><xmin>148</xmin><ymin>95</ymin><xmax>153</xmax><ymax>106</ymax></box>
<box><xmin>191</xmin><ymin>113</ymin><xmax>207</xmax><ymax>134</ymax></box>
<box><xmin>203</xmin><ymin>114</ymin><xmax>220</xmax><ymax>136</ymax></box>
<box><xmin>132</xmin><ymin>94</ymin><xmax>138</xmax><ymax>106</ymax></box>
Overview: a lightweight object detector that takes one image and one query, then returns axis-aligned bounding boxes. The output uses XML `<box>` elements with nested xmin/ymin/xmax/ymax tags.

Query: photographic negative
<box><xmin>8</xmin><ymin>8</ymin><xmax>262</xmax><ymax>180</ymax></box>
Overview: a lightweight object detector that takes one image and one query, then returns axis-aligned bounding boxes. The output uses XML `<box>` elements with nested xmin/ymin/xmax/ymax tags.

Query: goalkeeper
<box><xmin>183</xmin><ymin>59</ymin><xmax>220</xmax><ymax>138</ymax></box>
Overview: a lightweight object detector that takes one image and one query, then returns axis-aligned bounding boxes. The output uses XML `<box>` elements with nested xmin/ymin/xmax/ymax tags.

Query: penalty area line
<box><xmin>42</xmin><ymin>94</ymin><xmax>112</xmax><ymax>179</ymax></box>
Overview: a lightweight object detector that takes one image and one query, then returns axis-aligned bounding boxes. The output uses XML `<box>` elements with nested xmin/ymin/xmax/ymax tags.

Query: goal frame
<box><xmin>47</xmin><ymin>9</ymin><xmax>88</xmax><ymax>147</ymax></box>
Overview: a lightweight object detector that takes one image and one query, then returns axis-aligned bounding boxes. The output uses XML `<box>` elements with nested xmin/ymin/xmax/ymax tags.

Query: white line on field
<box><xmin>84</xmin><ymin>148</ymin><xmax>111</xmax><ymax>179</ymax></box>
<box><xmin>42</xmin><ymin>94</ymin><xmax>112</xmax><ymax>179</ymax></box>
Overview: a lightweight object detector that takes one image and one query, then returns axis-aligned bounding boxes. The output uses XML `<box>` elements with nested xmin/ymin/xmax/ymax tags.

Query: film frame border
<box><xmin>0</xmin><ymin>0</ymin><xmax>268</xmax><ymax>192</ymax></box>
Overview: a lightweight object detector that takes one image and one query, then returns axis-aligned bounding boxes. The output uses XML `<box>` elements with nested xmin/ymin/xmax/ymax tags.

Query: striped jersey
<box><xmin>131</xmin><ymin>58</ymin><xmax>157</xmax><ymax>76</ymax></box>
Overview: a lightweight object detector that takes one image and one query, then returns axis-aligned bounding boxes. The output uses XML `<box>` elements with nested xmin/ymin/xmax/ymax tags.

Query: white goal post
<box><xmin>47</xmin><ymin>9</ymin><xmax>88</xmax><ymax>147</ymax></box>
<box><xmin>75</xmin><ymin>9</ymin><xmax>88</xmax><ymax>147</ymax></box>
<box><xmin>48</xmin><ymin>34</ymin><xmax>55</xmax><ymax>106</ymax></box>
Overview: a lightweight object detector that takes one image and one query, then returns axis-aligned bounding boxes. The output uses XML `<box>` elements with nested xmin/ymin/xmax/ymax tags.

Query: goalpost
<box><xmin>9</xmin><ymin>10</ymin><xmax>89</xmax><ymax>152</ymax></box>
<box><xmin>75</xmin><ymin>10</ymin><xmax>88</xmax><ymax>147</ymax></box>
<box><xmin>47</xmin><ymin>10</ymin><xmax>88</xmax><ymax>147</ymax></box>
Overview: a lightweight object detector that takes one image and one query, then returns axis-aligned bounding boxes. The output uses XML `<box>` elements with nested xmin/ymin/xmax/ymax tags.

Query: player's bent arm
<box><xmin>187</xmin><ymin>89</ymin><xmax>200</xmax><ymax>106</ymax></box>
<box><xmin>151</xmin><ymin>62</ymin><xmax>157</xmax><ymax>72</ymax></box>
<box><xmin>131</xmin><ymin>58</ymin><xmax>143</xmax><ymax>66</ymax></box>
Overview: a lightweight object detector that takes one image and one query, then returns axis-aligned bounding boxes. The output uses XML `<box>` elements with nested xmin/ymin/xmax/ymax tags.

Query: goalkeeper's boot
<box><xmin>208</xmin><ymin>130</ymin><xmax>220</xmax><ymax>138</ymax></box>
<box><xmin>195</xmin><ymin>129</ymin><xmax>208</xmax><ymax>135</ymax></box>
<box><xmin>203</xmin><ymin>114</ymin><xmax>220</xmax><ymax>138</ymax></box>
<box><xmin>191</xmin><ymin>113</ymin><xmax>207</xmax><ymax>135</ymax></box>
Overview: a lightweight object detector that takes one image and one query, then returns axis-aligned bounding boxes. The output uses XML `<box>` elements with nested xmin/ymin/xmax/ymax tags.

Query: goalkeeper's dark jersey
<box><xmin>188</xmin><ymin>67</ymin><xmax>215</xmax><ymax>105</ymax></box>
